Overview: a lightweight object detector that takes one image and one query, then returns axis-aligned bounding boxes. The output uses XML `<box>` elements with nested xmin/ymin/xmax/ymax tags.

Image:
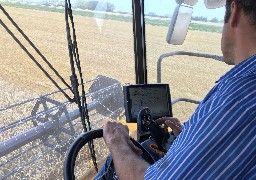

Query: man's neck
<box><xmin>233</xmin><ymin>26</ymin><xmax>256</xmax><ymax>65</ymax></box>
<box><xmin>234</xmin><ymin>46</ymin><xmax>256</xmax><ymax>65</ymax></box>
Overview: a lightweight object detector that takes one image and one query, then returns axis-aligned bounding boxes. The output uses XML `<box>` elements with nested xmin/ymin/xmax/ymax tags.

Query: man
<box><xmin>101</xmin><ymin>0</ymin><xmax>256</xmax><ymax>179</ymax></box>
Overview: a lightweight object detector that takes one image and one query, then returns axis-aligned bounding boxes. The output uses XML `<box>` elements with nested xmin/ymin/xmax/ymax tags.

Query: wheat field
<box><xmin>0</xmin><ymin>6</ymin><xmax>232</xmax><ymax>121</ymax></box>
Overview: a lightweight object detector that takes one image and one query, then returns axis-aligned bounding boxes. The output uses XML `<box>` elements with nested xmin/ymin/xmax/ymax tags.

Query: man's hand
<box><xmin>102</xmin><ymin>121</ymin><xmax>149</xmax><ymax>180</ymax></box>
<box><xmin>103</xmin><ymin>121</ymin><xmax>142</xmax><ymax>155</ymax></box>
<box><xmin>156</xmin><ymin>117</ymin><xmax>183</xmax><ymax>137</ymax></box>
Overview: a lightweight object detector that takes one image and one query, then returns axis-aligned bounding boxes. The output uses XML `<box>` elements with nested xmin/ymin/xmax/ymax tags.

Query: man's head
<box><xmin>224</xmin><ymin>0</ymin><xmax>256</xmax><ymax>26</ymax></box>
<box><xmin>221</xmin><ymin>0</ymin><xmax>256</xmax><ymax>65</ymax></box>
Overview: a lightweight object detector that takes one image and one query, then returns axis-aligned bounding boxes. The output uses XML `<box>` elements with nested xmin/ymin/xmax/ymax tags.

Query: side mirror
<box><xmin>204</xmin><ymin>0</ymin><xmax>226</xmax><ymax>9</ymax></box>
<box><xmin>166</xmin><ymin>4</ymin><xmax>193</xmax><ymax>45</ymax></box>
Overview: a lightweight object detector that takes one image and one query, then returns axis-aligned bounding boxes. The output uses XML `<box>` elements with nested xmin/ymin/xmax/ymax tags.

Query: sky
<box><xmin>22</xmin><ymin>0</ymin><xmax>226</xmax><ymax>21</ymax></box>
<box><xmin>90</xmin><ymin>0</ymin><xmax>226</xmax><ymax>20</ymax></box>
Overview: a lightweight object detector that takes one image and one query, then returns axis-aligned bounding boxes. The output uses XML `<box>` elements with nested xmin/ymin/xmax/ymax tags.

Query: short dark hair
<box><xmin>224</xmin><ymin>0</ymin><xmax>256</xmax><ymax>26</ymax></box>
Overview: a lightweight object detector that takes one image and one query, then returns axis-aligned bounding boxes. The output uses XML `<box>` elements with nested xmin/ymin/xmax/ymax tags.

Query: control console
<box><xmin>123</xmin><ymin>84</ymin><xmax>175</xmax><ymax>160</ymax></box>
<box><xmin>123</xmin><ymin>84</ymin><xmax>173</xmax><ymax>141</ymax></box>
<box><xmin>138</xmin><ymin>107</ymin><xmax>175</xmax><ymax>161</ymax></box>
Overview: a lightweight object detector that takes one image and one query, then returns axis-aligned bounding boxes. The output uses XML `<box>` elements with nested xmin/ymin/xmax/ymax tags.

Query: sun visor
<box><xmin>204</xmin><ymin>0</ymin><xmax>226</xmax><ymax>9</ymax></box>
<box><xmin>176</xmin><ymin>0</ymin><xmax>198</xmax><ymax>6</ymax></box>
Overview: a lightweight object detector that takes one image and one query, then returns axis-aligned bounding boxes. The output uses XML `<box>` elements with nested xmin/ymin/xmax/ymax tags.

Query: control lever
<box><xmin>138</xmin><ymin>107</ymin><xmax>167</xmax><ymax>151</ymax></box>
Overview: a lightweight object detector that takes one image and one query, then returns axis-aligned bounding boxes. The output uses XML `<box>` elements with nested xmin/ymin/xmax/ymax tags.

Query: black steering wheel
<box><xmin>64</xmin><ymin>129</ymin><xmax>155</xmax><ymax>180</ymax></box>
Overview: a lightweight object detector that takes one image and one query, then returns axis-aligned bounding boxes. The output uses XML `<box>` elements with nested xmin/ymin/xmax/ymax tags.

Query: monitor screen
<box><xmin>124</xmin><ymin>84</ymin><xmax>172</xmax><ymax>123</ymax></box>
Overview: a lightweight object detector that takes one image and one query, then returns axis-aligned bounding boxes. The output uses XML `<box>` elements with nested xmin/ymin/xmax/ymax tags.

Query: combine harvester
<box><xmin>0</xmin><ymin>0</ymin><xmax>235</xmax><ymax>179</ymax></box>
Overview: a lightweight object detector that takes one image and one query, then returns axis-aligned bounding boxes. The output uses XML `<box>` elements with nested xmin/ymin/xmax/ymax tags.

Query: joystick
<box><xmin>137</xmin><ymin>107</ymin><xmax>169</xmax><ymax>151</ymax></box>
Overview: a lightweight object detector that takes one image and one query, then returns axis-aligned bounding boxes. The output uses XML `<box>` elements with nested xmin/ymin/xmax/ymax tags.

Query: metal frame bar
<box><xmin>171</xmin><ymin>98</ymin><xmax>200</xmax><ymax>105</ymax></box>
<box><xmin>157</xmin><ymin>51</ymin><xmax>223</xmax><ymax>83</ymax></box>
<box><xmin>0</xmin><ymin>102</ymin><xmax>95</xmax><ymax>157</ymax></box>
<box><xmin>132</xmin><ymin>0</ymin><xmax>147</xmax><ymax>84</ymax></box>
<box><xmin>157</xmin><ymin>51</ymin><xmax>223</xmax><ymax>105</ymax></box>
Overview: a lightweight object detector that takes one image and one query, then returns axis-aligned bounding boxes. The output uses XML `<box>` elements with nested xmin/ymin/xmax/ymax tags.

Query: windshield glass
<box><xmin>0</xmin><ymin>0</ymin><xmax>235</xmax><ymax>179</ymax></box>
<box><xmin>0</xmin><ymin>0</ymin><xmax>134</xmax><ymax>179</ymax></box>
<box><xmin>144</xmin><ymin>0</ymin><xmax>232</xmax><ymax>122</ymax></box>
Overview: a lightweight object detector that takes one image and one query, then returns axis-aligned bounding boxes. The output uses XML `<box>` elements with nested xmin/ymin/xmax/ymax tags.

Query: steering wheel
<box><xmin>64</xmin><ymin>129</ymin><xmax>155</xmax><ymax>180</ymax></box>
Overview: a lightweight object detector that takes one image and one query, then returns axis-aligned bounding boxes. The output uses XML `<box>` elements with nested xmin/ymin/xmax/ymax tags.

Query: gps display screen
<box><xmin>124</xmin><ymin>84</ymin><xmax>172</xmax><ymax>123</ymax></box>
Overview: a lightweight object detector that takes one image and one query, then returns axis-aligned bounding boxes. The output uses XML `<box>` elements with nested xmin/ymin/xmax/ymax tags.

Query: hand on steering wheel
<box><xmin>64</xmin><ymin>129</ymin><xmax>155</xmax><ymax>180</ymax></box>
<box><xmin>103</xmin><ymin>121</ymin><xmax>143</xmax><ymax>155</ymax></box>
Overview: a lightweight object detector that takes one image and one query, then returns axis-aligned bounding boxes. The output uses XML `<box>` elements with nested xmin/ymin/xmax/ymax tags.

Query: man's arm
<box><xmin>109</xmin><ymin>143</ymin><xmax>150</xmax><ymax>180</ymax></box>
<box><xmin>103</xmin><ymin>121</ymin><xmax>150</xmax><ymax>180</ymax></box>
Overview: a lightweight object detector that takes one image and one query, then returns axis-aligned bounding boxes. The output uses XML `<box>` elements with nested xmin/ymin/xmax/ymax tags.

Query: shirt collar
<box><xmin>216</xmin><ymin>54</ymin><xmax>256</xmax><ymax>83</ymax></box>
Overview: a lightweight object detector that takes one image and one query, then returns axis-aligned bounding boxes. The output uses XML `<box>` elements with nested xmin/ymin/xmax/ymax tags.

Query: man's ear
<box><xmin>229</xmin><ymin>1</ymin><xmax>242</xmax><ymax>28</ymax></box>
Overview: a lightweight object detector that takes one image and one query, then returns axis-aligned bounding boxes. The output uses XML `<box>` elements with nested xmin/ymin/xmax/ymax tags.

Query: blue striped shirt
<box><xmin>145</xmin><ymin>55</ymin><xmax>256</xmax><ymax>180</ymax></box>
